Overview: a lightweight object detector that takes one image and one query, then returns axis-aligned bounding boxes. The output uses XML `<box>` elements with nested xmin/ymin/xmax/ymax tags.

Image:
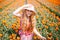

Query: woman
<box><xmin>13</xmin><ymin>4</ymin><xmax>46</xmax><ymax>40</ymax></box>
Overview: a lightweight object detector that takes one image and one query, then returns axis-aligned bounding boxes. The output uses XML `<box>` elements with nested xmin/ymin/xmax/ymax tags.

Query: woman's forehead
<box><xmin>23</xmin><ymin>9</ymin><xmax>33</xmax><ymax>12</ymax></box>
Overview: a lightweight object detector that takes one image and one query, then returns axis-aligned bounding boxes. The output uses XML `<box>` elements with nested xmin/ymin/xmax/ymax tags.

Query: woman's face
<box><xmin>25</xmin><ymin>10</ymin><xmax>32</xmax><ymax>16</ymax></box>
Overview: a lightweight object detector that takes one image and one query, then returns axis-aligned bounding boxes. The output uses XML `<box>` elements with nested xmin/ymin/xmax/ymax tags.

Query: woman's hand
<box><xmin>38</xmin><ymin>36</ymin><xmax>46</xmax><ymax>40</ymax></box>
<box><xmin>41</xmin><ymin>37</ymin><xmax>46</xmax><ymax>40</ymax></box>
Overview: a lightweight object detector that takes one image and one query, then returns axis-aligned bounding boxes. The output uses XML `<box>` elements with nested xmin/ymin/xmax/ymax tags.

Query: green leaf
<box><xmin>0</xmin><ymin>8</ymin><xmax>3</xmax><ymax>12</ymax></box>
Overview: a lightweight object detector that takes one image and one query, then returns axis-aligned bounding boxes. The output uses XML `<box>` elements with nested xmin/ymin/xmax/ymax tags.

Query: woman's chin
<box><xmin>27</xmin><ymin>15</ymin><xmax>31</xmax><ymax>16</ymax></box>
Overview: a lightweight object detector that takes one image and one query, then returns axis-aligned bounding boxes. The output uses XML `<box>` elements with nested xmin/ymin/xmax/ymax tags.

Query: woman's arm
<box><xmin>13</xmin><ymin>5</ymin><xmax>25</xmax><ymax>17</ymax></box>
<box><xmin>13</xmin><ymin>4</ymin><xmax>32</xmax><ymax>17</ymax></box>
<box><xmin>33</xmin><ymin>27</ymin><xmax>43</xmax><ymax>38</ymax></box>
<box><xmin>32</xmin><ymin>16</ymin><xmax>43</xmax><ymax>38</ymax></box>
<box><xmin>33</xmin><ymin>26</ymin><xmax>43</xmax><ymax>37</ymax></box>
<box><xmin>33</xmin><ymin>16</ymin><xmax>46</xmax><ymax>40</ymax></box>
<box><xmin>13</xmin><ymin>12</ymin><xmax>21</xmax><ymax>17</ymax></box>
<box><xmin>13</xmin><ymin>7</ymin><xmax>22</xmax><ymax>17</ymax></box>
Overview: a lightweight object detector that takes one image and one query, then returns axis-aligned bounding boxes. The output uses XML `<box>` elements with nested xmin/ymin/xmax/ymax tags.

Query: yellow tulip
<box><xmin>9</xmin><ymin>35</ymin><xmax>13</xmax><ymax>39</ymax></box>
<box><xmin>12</xmin><ymin>34</ymin><xmax>16</xmax><ymax>37</ymax></box>
<box><xmin>17</xmin><ymin>37</ymin><xmax>20</xmax><ymax>40</ymax></box>
<box><xmin>44</xmin><ymin>25</ymin><xmax>48</xmax><ymax>29</ymax></box>
<box><xmin>10</xmin><ymin>39</ymin><xmax>14</xmax><ymax>40</ymax></box>
<box><xmin>0</xmin><ymin>34</ymin><xmax>3</xmax><ymax>37</ymax></box>
<box><xmin>34</xmin><ymin>36</ymin><xmax>37</xmax><ymax>39</ymax></box>
<box><xmin>55</xmin><ymin>27</ymin><xmax>59</xmax><ymax>31</ymax></box>
<box><xmin>42</xmin><ymin>20</ymin><xmax>46</xmax><ymax>24</ymax></box>
<box><xmin>2</xmin><ymin>20</ymin><xmax>6</xmax><ymax>24</ymax></box>
<box><xmin>36</xmin><ymin>15</ymin><xmax>39</xmax><ymax>19</ymax></box>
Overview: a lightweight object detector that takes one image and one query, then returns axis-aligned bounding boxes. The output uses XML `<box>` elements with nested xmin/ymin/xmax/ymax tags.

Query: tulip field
<box><xmin>0</xmin><ymin>0</ymin><xmax>60</xmax><ymax>40</ymax></box>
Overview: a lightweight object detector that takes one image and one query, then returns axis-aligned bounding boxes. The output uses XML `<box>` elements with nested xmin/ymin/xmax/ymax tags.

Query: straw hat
<box><xmin>13</xmin><ymin>4</ymin><xmax>36</xmax><ymax>14</ymax></box>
